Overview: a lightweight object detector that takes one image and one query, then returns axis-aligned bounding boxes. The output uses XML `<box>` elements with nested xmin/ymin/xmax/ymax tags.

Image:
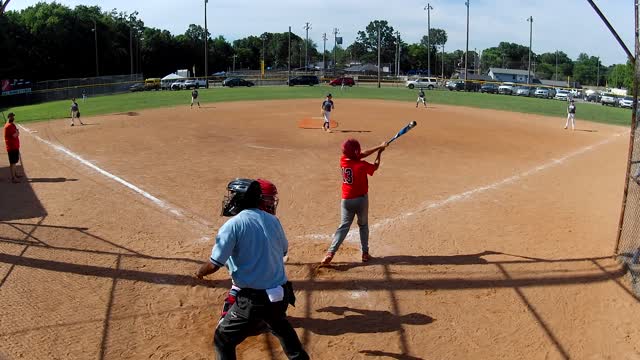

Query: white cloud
<box><xmin>10</xmin><ymin>0</ymin><xmax>634</xmax><ymax>65</ymax></box>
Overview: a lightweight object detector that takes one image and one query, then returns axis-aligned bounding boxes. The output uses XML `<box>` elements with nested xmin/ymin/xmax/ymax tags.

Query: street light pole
<box><xmin>304</xmin><ymin>22</ymin><xmax>311</xmax><ymax>70</ymax></box>
<box><xmin>333</xmin><ymin>28</ymin><xmax>339</xmax><ymax>76</ymax></box>
<box><xmin>92</xmin><ymin>19</ymin><xmax>99</xmax><ymax>77</ymax></box>
<box><xmin>425</xmin><ymin>3</ymin><xmax>433</xmax><ymax>76</ymax></box>
<box><xmin>204</xmin><ymin>0</ymin><xmax>208</xmax><ymax>85</ymax></box>
<box><xmin>464</xmin><ymin>0</ymin><xmax>469</xmax><ymax>83</ymax></box>
<box><xmin>527</xmin><ymin>16</ymin><xmax>533</xmax><ymax>85</ymax></box>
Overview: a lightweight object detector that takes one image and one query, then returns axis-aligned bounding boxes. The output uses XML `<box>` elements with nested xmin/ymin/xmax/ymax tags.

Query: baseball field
<box><xmin>1</xmin><ymin>88</ymin><xmax>639</xmax><ymax>359</ymax></box>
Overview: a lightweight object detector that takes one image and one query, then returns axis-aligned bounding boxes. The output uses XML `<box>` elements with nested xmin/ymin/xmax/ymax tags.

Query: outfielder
<box><xmin>416</xmin><ymin>89</ymin><xmax>427</xmax><ymax>108</ymax></box>
<box><xmin>322</xmin><ymin>93</ymin><xmax>334</xmax><ymax>132</ymax></box>
<box><xmin>564</xmin><ymin>99</ymin><xmax>576</xmax><ymax>130</ymax></box>
<box><xmin>191</xmin><ymin>89</ymin><xmax>200</xmax><ymax>108</ymax></box>
<box><xmin>321</xmin><ymin>138</ymin><xmax>387</xmax><ymax>265</ymax></box>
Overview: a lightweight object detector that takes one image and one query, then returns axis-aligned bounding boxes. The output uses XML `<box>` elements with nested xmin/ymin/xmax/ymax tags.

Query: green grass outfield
<box><xmin>5</xmin><ymin>86</ymin><xmax>633</xmax><ymax>126</ymax></box>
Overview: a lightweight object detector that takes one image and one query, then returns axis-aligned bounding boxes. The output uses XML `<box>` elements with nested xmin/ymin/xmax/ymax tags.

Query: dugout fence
<box><xmin>1</xmin><ymin>74</ymin><xmax>143</xmax><ymax>107</ymax></box>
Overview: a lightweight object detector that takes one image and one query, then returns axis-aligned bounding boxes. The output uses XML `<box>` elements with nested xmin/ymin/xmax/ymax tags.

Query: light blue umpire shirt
<box><xmin>209</xmin><ymin>208</ymin><xmax>288</xmax><ymax>290</ymax></box>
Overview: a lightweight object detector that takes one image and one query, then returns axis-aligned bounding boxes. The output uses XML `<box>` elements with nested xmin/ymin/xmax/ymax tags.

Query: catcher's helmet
<box><xmin>221</xmin><ymin>178</ymin><xmax>262</xmax><ymax>217</ymax></box>
<box><xmin>342</xmin><ymin>138</ymin><xmax>361</xmax><ymax>160</ymax></box>
<box><xmin>256</xmin><ymin>178</ymin><xmax>279</xmax><ymax>215</ymax></box>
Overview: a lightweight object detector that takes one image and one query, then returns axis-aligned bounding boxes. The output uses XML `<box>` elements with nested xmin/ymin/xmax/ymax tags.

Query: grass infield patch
<box><xmin>5</xmin><ymin>86</ymin><xmax>632</xmax><ymax>126</ymax></box>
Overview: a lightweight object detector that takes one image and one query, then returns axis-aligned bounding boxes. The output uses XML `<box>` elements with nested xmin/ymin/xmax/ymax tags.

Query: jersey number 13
<box><xmin>341</xmin><ymin>167</ymin><xmax>353</xmax><ymax>184</ymax></box>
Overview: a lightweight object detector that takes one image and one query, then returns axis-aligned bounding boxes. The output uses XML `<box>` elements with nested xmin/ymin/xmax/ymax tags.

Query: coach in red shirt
<box><xmin>4</xmin><ymin>112</ymin><xmax>22</xmax><ymax>183</ymax></box>
<box><xmin>321</xmin><ymin>138</ymin><xmax>387</xmax><ymax>265</ymax></box>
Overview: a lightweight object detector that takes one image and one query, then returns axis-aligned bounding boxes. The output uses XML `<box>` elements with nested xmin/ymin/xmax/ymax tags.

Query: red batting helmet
<box><xmin>342</xmin><ymin>138</ymin><xmax>361</xmax><ymax>160</ymax></box>
<box><xmin>256</xmin><ymin>178</ymin><xmax>279</xmax><ymax>215</ymax></box>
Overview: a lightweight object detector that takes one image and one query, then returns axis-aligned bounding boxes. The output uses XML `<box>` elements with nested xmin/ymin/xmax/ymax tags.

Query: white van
<box><xmin>406</xmin><ymin>77</ymin><xmax>439</xmax><ymax>89</ymax></box>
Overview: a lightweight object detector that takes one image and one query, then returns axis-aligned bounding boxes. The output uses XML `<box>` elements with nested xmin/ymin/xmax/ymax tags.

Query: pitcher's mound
<box><xmin>298</xmin><ymin>118</ymin><xmax>339</xmax><ymax>129</ymax></box>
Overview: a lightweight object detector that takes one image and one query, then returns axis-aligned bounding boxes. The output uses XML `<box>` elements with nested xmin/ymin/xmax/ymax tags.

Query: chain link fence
<box><xmin>617</xmin><ymin>110</ymin><xmax>640</xmax><ymax>296</ymax></box>
<box><xmin>1</xmin><ymin>74</ymin><xmax>142</xmax><ymax>107</ymax></box>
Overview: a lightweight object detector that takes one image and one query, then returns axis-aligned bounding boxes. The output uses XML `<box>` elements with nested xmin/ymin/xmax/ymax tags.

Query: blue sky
<box><xmin>10</xmin><ymin>0</ymin><xmax>634</xmax><ymax>65</ymax></box>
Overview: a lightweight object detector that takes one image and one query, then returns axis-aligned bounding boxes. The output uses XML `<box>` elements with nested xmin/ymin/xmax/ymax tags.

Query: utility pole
<box><xmin>398</xmin><ymin>34</ymin><xmax>402</xmax><ymax>77</ymax></box>
<box><xmin>288</xmin><ymin>26</ymin><xmax>291</xmax><ymax>83</ymax></box>
<box><xmin>555</xmin><ymin>50</ymin><xmax>558</xmax><ymax>81</ymax></box>
<box><xmin>130</xmin><ymin>26</ymin><xmax>134</xmax><ymax>76</ymax></box>
<box><xmin>232</xmin><ymin>54</ymin><xmax>237</xmax><ymax>73</ymax></box>
<box><xmin>527</xmin><ymin>16</ymin><xmax>533</xmax><ymax>85</ymax></box>
<box><xmin>322</xmin><ymin>32</ymin><xmax>327</xmax><ymax>77</ymax></box>
<box><xmin>395</xmin><ymin>31</ymin><xmax>400</xmax><ymax>77</ymax></box>
<box><xmin>425</xmin><ymin>3</ymin><xmax>433</xmax><ymax>76</ymax></box>
<box><xmin>304</xmin><ymin>22</ymin><xmax>311</xmax><ymax>70</ymax></box>
<box><xmin>596</xmin><ymin>56</ymin><xmax>600</xmax><ymax>87</ymax></box>
<box><xmin>333</xmin><ymin>28</ymin><xmax>339</xmax><ymax>76</ymax></box>
<box><xmin>441</xmin><ymin>43</ymin><xmax>445</xmax><ymax>78</ymax></box>
<box><xmin>92</xmin><ymin>19</ymin><xmax>99</xmax><ymax>77</ymax></box>
<box><xmin>204</xmin><ymin>0</ymin><xmax>208</xmax><ymax>85</ymax></box>
<box><xmin>377</xmin><ymin>24</ymin><xmax>381</xmax><ymax>88</ymax></box>
<box><xmin>464</xmin><ymin>0</ymin><xmax>469</xmax><ymax>83</ymax></box>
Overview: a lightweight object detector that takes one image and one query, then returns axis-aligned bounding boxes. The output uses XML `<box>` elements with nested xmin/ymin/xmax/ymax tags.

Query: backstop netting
<box><xmin>617</xmin><ymin>115</ymin><xmax>640</xmax><ymax>296</ymax></box>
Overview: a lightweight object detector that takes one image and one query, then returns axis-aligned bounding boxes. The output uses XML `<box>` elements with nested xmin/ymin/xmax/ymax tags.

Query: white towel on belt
<box><xmin>266</xmin><ymin>285</ymin><xmax>284</xmax><ymax>302</ymax></box>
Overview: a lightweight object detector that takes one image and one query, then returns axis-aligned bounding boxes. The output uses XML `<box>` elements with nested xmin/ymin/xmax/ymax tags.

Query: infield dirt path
<box><xmin>1</xmin><ymin>99</ymin><xmax>638</xmax><ymax>360</ymax></box>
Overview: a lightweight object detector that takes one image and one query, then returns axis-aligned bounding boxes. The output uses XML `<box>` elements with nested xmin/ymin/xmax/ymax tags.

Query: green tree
<box><xmin>573</xmin><ymin>53</ymin><xmax>604</xmax><ymax>85</ymax></box>
<box><xmin>353</xmin><ymin>20</ymin><xmax>398</xmax><ymax>64</ymax></box>
<box><xmin>608</xmin><ymin>62</ymin><xmax>633</xmax><ymax>89</ymax></box>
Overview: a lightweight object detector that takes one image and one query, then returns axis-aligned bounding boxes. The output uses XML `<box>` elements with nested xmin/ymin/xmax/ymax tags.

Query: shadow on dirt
<box><xmin>0</xmin><ymin>166</ymin><xmax>47</xmax><ymax>221</ymax></box>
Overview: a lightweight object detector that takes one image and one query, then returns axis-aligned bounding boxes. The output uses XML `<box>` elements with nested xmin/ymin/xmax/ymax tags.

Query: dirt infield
<box><xmin>1</xmin><ymin>99</ymin><xmax>639</xmax><ymax>359</ymax></box>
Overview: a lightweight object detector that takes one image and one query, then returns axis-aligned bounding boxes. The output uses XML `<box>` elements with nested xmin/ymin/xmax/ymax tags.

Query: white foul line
<box><xmin>304</xmin><ymin>133</ymin><xmax>623</xmax><ymax>241</ymax></box>
<box><xmin>19</xmin><ymin>124</ymin><xmax>213</xmax><ymax>234</ymax></box>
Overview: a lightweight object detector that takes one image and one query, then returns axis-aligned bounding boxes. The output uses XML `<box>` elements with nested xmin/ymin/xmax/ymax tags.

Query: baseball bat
<box><xmin>386</xmin><ymin>121</ymin><xmax>417</xmax><ymax>145</ymax></box>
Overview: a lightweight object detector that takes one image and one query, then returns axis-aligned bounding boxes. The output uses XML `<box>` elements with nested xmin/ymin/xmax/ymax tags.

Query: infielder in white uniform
<box><xmin>322</xmin><ymin>93</ymin><xmax>334</xmax><ymax>132</ymax></box>
<box><xmin>564</xmin><ymin>99</ymin><xmax>576</xmax><ymax>130</ymax></box>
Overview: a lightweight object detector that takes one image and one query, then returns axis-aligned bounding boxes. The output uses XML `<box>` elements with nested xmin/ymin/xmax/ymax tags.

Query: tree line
<box><xmin>0</xmin><ymin>2</ymin><xmax>633</xmax><ymax>89</ymax></box>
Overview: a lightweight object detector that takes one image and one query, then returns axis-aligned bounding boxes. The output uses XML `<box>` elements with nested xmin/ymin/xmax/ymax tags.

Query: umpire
<box><xmin>195</xmin><ymin>179</ymin><xmax>309</xmax><ymax>360</ymax></box>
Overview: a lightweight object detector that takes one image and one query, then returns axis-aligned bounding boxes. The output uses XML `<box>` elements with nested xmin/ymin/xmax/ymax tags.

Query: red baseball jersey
<box><xmin>4</xmin><ymin>122</ymin><xmax>19</xmax><ymax>151</ymax></box>
<box><xmin>340</xmin><ymin>155</ymin><xmax>377</xmax><ymax>199</ymax></box>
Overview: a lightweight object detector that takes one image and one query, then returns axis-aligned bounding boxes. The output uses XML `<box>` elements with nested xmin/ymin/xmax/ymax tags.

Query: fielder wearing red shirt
<box><xmin>321</xmin><ymin>138</ymin><xmax>387</xmax><ymax>265</ymax></box>
<box><xmin>4</xmin><ymin>112</ymin><xmax>22</xmax><ymax>183</ymax></box>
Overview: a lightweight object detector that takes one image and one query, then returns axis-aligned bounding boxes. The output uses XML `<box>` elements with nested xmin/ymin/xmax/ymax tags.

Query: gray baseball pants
<box><xmin>328</xmin><ymin>194</ymin><xmax>369</xmax><ymax>254</ymax></box>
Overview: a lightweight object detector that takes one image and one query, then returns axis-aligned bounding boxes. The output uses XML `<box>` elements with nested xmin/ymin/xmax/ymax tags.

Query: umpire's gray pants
<box><xmin>328</xmin><ymin>195</ymin><xmax>369</xmax><ymax>254</ymax></box>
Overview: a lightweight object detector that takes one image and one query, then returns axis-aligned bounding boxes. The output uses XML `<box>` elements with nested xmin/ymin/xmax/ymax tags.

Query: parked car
<box><xmin>619</xmin><ymin>96</ymin><xmax>634</xmax><ymax>109</ymax></box>
<box><xmin>601</xmin><ymin>93</ymin><xmax>618</xmax><ymax>106</ymax></box>
<box><xmin>170</xmin><ymin>80</ymin><xmax>186</xmax><ymax>90</ymax></box>
<box><xmin>286</xmin><ymin>75</ymin><xmax>319</xmax><ymax>86</ymax></box>
<box><xmin>406</xmin><ymin>77</ymin><xmax>439</xmax><ymax>89</ymax></box>
<box><xmin>183</xmin><ymin>79</ymin><xmax>208</xmax><ymax>89</ymax></box>
<box><xmin>129</xmin><ymin>83</ymin><xmax>145</xmax><ymax>92</ymax></box>
<box><xmin>480</xmin><ymin>83</ymin><xmax>499</xmax><ymax>94</ymax></box>
<box><xmin>555</xmin><ymin>89</ymin><xmax>570</xmax><ymax>101</ymax></box>
<box><xmin>585</xmin><ymin>92</ymin><xmax>601</xmax><ymax>103</ymax></box>
<box><xmin>498</xmin><ymin>82</ymin><xmax>516</xmax><ymax>95</ymax></box>
<box><xmin>222</xmin><ymin>78</ymin><xmax>255</xmax><ymax>87</ymax></box>
<box><xmin>447</xmin><ymin>80</ymin><xmax>480</xmax><ymax>92</ymax></box>
<box><xmin>329</xmin><ymin>77</ymin><xmax>355</xmax><ymax>87</ymax></box>
<box><xmin>570</xmin><ymin>88</ymin><xmax>582</xmax><ymax>98</ymax></box>
<box><xmin>515</xmin><ymin>86</ymin><xmax>535</xmax><ymax>96</ymax></box>
<box><xmin>534</xmin><ymin>87</ymin><xmax>555</xmax><ymax>99</ymax></box>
